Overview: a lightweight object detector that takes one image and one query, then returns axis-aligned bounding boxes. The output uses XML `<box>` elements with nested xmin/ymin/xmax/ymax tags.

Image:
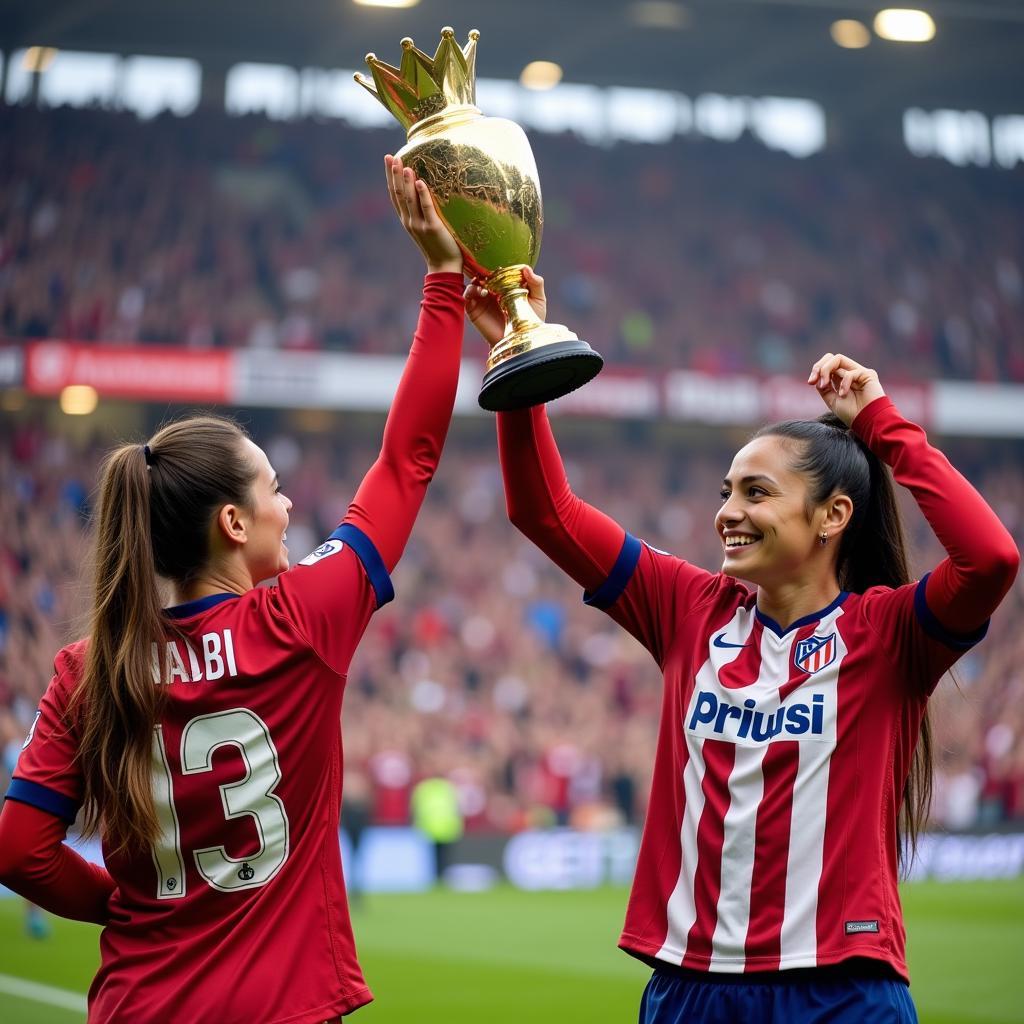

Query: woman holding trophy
<box><xmin>0</xmin><ymin>157</ymin><xmax>463</xmax><ymax>1024</ymax></box>
<box><xmin>466</xmin><ymin>268</ymin><xmax>1018</xmax><ymax>1022</ymax></box>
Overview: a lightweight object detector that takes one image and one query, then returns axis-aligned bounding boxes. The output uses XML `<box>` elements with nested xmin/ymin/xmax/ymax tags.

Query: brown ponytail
<box><xmin>754</xmin><ymin>412</ymin><xmax>931</xmax><ymax>873</ymax></box>
<box><xmin>76</xmin><ymin>416</ymin><xmax>256</xmax><ymax>853</ymax></box>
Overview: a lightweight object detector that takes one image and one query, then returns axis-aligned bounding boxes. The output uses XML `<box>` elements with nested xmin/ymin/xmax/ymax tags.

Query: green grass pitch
<box><xmin>1</xmin><ymin>880</ymin><xmax>1022</xmax><ymax>1022</ymax></box>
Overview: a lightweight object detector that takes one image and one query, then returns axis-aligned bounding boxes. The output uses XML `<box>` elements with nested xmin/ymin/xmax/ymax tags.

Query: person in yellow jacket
<box><xmin>411</xmin><ymin>776</ymin><xmax>464</xmax><ymax>885</ymax></box>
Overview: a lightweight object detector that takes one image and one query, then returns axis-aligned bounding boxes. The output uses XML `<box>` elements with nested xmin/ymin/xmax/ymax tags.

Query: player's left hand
<box><xmin>807</xmin><ymin>352</ymin><xmax>886</xmax><ymax>426</ymax></box>
<box><xmin>385</xmin><ymin>154</ymin><xmax>463</xmax><ymax>276</ymax></box>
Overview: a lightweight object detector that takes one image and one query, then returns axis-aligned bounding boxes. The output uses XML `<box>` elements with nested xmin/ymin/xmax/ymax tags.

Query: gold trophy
<box><xmin>355</xmin><ymin>28</ymin><xmax>603</xmax><ymax>411</ymax></box>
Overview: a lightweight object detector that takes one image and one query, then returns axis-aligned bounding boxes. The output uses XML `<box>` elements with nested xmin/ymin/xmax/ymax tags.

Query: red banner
<box><xmin>21</xmin><ymin>340</ymin><xmax>1021</xmax><ymax>436</ymax></box>
<box><xmin>25</xmin><ymin>342</ymin><xmax>232</xmax><ymax>403</ymax></box>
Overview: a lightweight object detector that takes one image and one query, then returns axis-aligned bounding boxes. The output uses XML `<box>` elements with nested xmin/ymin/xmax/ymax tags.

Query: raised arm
<box><xmin>811</xmin><ymin>353</ymin><xmax>1020</xmax><ymax>632</ymax></box>
<box><xmin>496</xmin><ymin>404</ymin><xmax>626</xmax><ymax>592</ymax></box>
<box><xmin>853</xmin><ymin>397</ymin><xmax>1018</xmax><ymax>631</ymax></box>
<box><xmin>342</xmin><ymin>157</ymin><xmax>464</xmax><ymax>572</ymax></box>
<box><xmin>470</xmin><ymin>269</ymin><xmax>625</xmax><ymax>590</ymax></box>
<box><xmin>343</xmin><ymin>273</ymin><xmax>463</xmax><ymax>571</ymax></box>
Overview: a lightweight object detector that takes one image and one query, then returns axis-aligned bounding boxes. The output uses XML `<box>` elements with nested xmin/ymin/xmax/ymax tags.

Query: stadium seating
<box><xmin>2</xmin><ymin>105</ymin><xmax>1023</xmax><ymax>382</ymax></box>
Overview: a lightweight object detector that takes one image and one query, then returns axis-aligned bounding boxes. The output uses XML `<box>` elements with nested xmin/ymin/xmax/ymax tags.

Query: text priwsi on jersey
<box><xmin>685</xmin><ymin>680</ymin><xmax>838</xmax><ymax>746</ymax></box>
<box><xmin>151</xmin><ymin>631</ymin><xmax>238</xmax><ymax>684</ymax></box>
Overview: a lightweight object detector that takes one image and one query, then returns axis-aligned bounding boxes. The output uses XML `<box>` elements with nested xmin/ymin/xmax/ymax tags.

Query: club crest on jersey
<box><xmin>299</xmin><ymin>539</ymin><xmax>344</xmax><ymax>565</ymax></box>
<box><xmin>794</xmin><ymin>633</ymin><xmax>836</xmax><ymax>675</ymax></box>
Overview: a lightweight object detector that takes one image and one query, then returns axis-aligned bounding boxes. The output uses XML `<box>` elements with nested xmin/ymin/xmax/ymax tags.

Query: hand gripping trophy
<box><xmin>355</xmin><ymin>27</ymin><xmax>603</xmax><ymax>411</ymax></box>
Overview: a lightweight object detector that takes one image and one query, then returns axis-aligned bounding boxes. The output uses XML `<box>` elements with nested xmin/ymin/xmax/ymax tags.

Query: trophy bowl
<box><xmin>355</xmin><ymin>28</ymin><xmax>603</xmax><ymax>411</ymax></box>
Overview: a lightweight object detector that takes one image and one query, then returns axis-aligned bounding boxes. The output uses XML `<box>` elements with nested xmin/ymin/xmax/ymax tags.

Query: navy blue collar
<box><xmin>755</xmin><ymin>591</ymin><xmax>849</xmax><ymax>637</ymax></box>
<box><xmin>164</xmin><ymin>593</ymin><xmax>240</xmax><ymax>619</ymax></box>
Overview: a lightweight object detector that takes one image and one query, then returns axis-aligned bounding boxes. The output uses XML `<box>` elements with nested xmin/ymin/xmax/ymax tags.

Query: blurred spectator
<box><xmin>411</xmin><ymin>773</ymin><xmax>464</xmax><ymax>883</ymax></box>
<box><xmin>340</xmin><ymin>767</ymin><xmax>372</xmax><ymax>904</ymax></box>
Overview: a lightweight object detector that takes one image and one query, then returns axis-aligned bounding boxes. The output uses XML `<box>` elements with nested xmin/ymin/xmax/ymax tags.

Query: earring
<box><xmin>819</xmin><ymin>531</ymin><xmax>828</xmax><ymax>546</ymax></box>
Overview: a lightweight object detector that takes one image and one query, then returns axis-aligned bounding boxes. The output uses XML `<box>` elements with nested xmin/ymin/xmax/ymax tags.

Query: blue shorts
<box><xmin>639</xmin><ymin>965</ymin><xmax>919</xmax><ymax>1024</ymax></box>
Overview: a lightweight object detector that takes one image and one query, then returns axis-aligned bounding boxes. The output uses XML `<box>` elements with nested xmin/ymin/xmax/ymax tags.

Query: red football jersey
<box><xmin>589</xmin><ymin>540</ymin><xmax>977</xmax><ymax>979</ymax></box>
<box><xmin>12</xmin><ymin>523</ymin><xmax>391</xmax><ymax>1023</ymax></box>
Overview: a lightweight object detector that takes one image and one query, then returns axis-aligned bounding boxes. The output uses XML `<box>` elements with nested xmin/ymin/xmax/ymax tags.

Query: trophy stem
<box><xmin>488</xmin><ymin>265</ymin><xmax>542</xmax><ymax>336</ymax></box>
<box><xmin>478</xmin><ymin>263</ymin><xmax>603</xmax><ymax>412</ymax></box>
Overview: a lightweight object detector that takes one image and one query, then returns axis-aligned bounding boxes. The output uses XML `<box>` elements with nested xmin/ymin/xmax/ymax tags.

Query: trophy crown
<box><xmin>354</xmin><ymin>28</ymin><xmax>480</xmax><ymax>134</ymax></box>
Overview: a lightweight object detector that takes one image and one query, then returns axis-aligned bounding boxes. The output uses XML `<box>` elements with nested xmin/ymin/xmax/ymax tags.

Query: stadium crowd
<box><xmin>2</xmin><ymin>104</ymin><xmax>1023</xmax><ymax>382</ymax></box>
<box><xmin>1</xmin><ymin>417</ymin><xmax>1022</xmax><ymax>834</ymax></box>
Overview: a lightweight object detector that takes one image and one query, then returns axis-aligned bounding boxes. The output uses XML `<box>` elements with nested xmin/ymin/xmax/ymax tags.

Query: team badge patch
<box><xmin>794</xmin><ymin>633</ymin><xmax>837</xmax><ymax>674</ymax></box>
<box><xmin>299</xmin><ymin>539</ymin><xmax>344</xmax><ymax>565</ymax></box>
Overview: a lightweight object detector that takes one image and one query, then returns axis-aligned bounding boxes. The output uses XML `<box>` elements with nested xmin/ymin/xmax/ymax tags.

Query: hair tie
<box><xmin>143</xmin><ymin>444</ymin><xmax>154</xmax><ymax>467</ymax></box>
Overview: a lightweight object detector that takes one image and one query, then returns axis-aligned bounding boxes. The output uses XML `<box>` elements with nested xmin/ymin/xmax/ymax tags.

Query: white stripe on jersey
<box><xmin>658</xmin><ymin>603</ymin><xmax>848</xmax><ymax>969</ymax></box>
<box><xmin>709</xmin><ymin>744</ymin><xmax>765</xmax><ymax>970</ymax></box>
<box><xmin>661</xmin><ymin>728</ymin><xmax>708</xmax><ymax>956</ymax></box>
<box><xmin>778</xmin><ymin>607</ymin><xmax>846</xmax><ymax>968</ymax></box>
<box><xmin>656</xmin><ymin>605</ymin><xmax>757</xmax><ymax>961</ymax></box>
<box><xmin>708</xmin><ymin>628</ymin><xmax>795</xmax><ymax>971</ymax></box>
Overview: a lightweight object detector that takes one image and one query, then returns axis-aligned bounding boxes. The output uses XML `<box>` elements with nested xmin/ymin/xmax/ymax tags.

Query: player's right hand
<box><xmin>807</xmin><ymin>352</ymin><xmax>886</xmax><ymax>427</ymax></box>
<box><xmin>385</xmin><ymin>154</ymin><xmax>463</xmax><ymax>276</ymax></box>
<box><xmin>464</xmin><ymin>267</ymin><xmax>547</xmax><ymax>350</ymax></box>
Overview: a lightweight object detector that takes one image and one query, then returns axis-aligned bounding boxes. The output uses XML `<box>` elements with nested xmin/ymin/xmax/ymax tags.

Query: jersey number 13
<box><xmin>150</xmin><ymin>708</ymin><xmax>290</xmax><ymax>899</ymax></box>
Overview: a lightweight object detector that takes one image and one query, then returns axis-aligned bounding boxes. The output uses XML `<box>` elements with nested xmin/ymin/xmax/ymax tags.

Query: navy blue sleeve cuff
<box><xmin>6</xmin><ymin>778</ymin><xmax>79</xmax><ymax>824</ymax></box>
<box><xmin>913</xmin><ymin>573</ymin><xmax>989</xmax><ymax>650</ymax></box>
<box><xmin>330</xmin><ymin>523</ymin><xmax>395</xmax><ymax>609</ymax></box>
<box><xmin>584</xmin><ymin>533</ymin><xmax>643</xmax><ymax>611</ymax></box>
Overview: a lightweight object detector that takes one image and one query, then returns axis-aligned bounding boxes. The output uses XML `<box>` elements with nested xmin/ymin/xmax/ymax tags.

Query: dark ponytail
<box><xmin>76</xmin><ymin>416</ymin><xmax>256</xmax><ymax>853</ymax></box>
<box><xmin>754</xmin><ymin>412</ymin><xmax>910</xmax><ymax>592</ymax></box>
<box><xmin>754</xmin><ymin>412</ymin><xmax>930</xmax><ymax>871</ymax></box>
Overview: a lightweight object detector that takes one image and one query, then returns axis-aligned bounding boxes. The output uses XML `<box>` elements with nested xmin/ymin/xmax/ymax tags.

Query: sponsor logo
<box><xmin>687</xmin><ymin>690</ymin><xmax>830</xmax><ymax>744</ymax></box>
<box><xmin>794</xmin><ymin>633</ymin><xmax>836</xmax><ymax>674</ymax></box>
<box><xmin>713</xmin><ymin>632</ymin><xmax>750</xmax><ymax>650</ymax></box>
<box><xmin>844</xmin><ymin>920</ymin><xmax>880</xmax><ymax>934</ymax></box>
<box><xmin>299</xmin><ymin>539</ymin><xmax>344</xmax><ymax>565</ymax></box>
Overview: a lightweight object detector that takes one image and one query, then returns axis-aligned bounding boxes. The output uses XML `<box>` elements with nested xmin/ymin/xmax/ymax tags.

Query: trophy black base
<box><xmin>478</xmin><ymin>340</ymin><xmax>604</xmax><ymax>412</ymax></box>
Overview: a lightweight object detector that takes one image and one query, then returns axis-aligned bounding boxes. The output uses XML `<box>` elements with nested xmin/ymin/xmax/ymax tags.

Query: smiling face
<box><xmin>240</xmin><ymin>438</ymin><xmax>292</xmax><ymax>582</ymax></box>
<box><xmin>715</xmin><ymin>435</ymin><xmax>826</xmax><ymax>588</ymax></box>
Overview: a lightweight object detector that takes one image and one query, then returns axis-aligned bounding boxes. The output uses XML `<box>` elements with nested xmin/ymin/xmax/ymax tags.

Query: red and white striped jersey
<box><xmin>590</xmin><ymin>540</ymin><xmax>979</xmax><ymax>980</ymax></box>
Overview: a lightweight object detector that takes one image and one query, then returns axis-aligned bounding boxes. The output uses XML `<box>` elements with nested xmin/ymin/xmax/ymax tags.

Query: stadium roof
<box><xmin>2</xmin><ymin>0</ymin><xmax>1023</xmax><ymax>124</ymax></box>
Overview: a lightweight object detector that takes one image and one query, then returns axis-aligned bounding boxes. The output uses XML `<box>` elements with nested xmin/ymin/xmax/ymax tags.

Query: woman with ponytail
<box><xmin>467</xmin><ymin>271</ymin><xmax>1019</xmax><ymax>1023</ymax></box>
<box><xmin>0</xmin><ymin>157</ymin><xmax>463</xmax><ymax>1023</ymax></box>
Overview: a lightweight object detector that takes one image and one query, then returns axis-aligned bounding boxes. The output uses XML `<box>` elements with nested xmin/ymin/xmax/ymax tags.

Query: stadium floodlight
<box><xmin>22</xmin><ymin>46</ymin><xmax>58</xmax><ymax>72</ymax></box>
<box><xmin>628</xmin><ymin>1</ymin><xmax>691</xmax><ymax>31</ymax></box>
<box><xmin>830</xmin><ymin>19</ymin><xmax>871</xmax><ymax>48</ymax></box>
<box><xmin>520</xmin><ymin>61</ymin><xmax>563</xmax><ymax>91</ymax></box>
<box><xmin>873</xmin><ymin>9</ymin><xmax>936</xmax><ymax>42</ymax></box>
<box><xmin>60</xmin><ymin>385</ymin><xmax>98</xmax><ymax>415</ymax></box>
<box><xmin>352</xmin><ymin>0</ymin><xmax>420</xmax><ymax>7</ymax></box>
